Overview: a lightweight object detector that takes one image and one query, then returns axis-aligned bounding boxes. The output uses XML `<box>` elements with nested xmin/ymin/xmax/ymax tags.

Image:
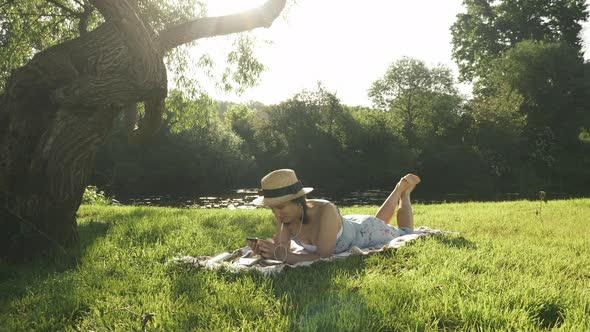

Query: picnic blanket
<box><xmin>169</xmin><ymin>226</ymin><xmax>451</xmax><ymax>275</ymax></box>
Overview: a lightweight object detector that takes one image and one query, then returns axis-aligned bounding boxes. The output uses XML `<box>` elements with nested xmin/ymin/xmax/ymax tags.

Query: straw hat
<box><xmin>252</xmin><ymin>169</ymin><xmax>313</xmax><ymax>206</ymax></box>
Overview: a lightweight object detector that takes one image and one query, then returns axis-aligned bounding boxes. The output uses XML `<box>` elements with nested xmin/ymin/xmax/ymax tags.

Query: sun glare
<box><xmin>206</xmin><ymin>0</ymin><xmax>268</xmax><ymax>16</ymax></box>
<box><xmin>195</xmin><ymin>0</ymin><xmax>475</xmax><ymax>106</ymax></box>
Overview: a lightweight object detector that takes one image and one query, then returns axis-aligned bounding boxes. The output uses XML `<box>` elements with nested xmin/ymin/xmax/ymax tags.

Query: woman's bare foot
<box><xmin>397</xmin><ymin>174</ymin><xmax>421</xmax><ymax>194</ymax></box>
<box><xmin>376</xmin><ymin>174</ymin><xmax>421</xmax><ymax>225</ymax></box>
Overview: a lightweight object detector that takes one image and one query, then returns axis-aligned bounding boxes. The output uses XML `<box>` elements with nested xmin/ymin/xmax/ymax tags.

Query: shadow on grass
<box><xmin>431</xmin><ymin>233</ymin><xmax>477</xmax><ymax>249</ymax></box>
<box><xmin>78</xmin><ymin>219</ymin><xmax>112</xmax><ymax>252</ymax></box>
<box><xmin>0</xmin><ymin>207</ymin><xmax>163</xmax><ymax>330</ymax></box>
<box><xmin>167</xmin><ymin>251</ymin><xmax>391</xmax><ymax>330</ymax></box>
<box><xmin>528</xmin><ymin>301</ymin><xmax>566</xmax><ymax>329</ymax></box>
<box><xmin>0</xmin><ymin>252</ymin><xmax>82</xmax><ymax>330</ymax></box>
<box><xmin>0</xmin><ymin>210</ymin><xmax>123</xmax><ymax>281</ymax></box>
<box><xmin>0</xmin><ymin>208</ymin><xmax>152</xmax><ymax>302</ymax></box>
<box><xmin>78</xmin><ymin>207</ymin><xmax>157</xmax><ymax>250</ymax></box>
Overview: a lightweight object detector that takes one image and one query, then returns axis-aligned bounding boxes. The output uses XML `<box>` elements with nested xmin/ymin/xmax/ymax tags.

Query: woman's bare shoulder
<box><xmin>307</xmin><ymin>199</ymin><xmax>335</xmax><ymax>208</ymax></box>
<box><xmin>307</xmin><ymin>199</ymin><xmax>338</xmax><ymax>216</ymax></box>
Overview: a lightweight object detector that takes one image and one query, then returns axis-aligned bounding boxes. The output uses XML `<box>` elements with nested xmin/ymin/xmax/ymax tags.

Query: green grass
<box><xmin>1</xmin><ymin>199</ymin><xmax>589</xmax><ymax>331</ymax></box>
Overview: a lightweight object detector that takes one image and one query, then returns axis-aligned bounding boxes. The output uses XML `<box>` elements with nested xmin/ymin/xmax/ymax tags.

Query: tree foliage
<box><xmin>480</xmin><ymin>41</ymin><xmax>588</xmax><ymax>145</ymax></box>
<box><xmin>95</xmin><ymin>89</ymin><xmax>253</xmax><ymax>194</ymax></box>
<box><xmin>468</xmin><ymin>40</ymin><xmax>590</xmax><ymax>190</ymax></box>
<box><xmin>451</xmin><ymin>0</ymin><xmax>589</xmax><ymax>81</ymax></box>
<box><xmin>368</xmin><ymin>57</ymin><xmax>462</xmax><ymax>149</ymax></box>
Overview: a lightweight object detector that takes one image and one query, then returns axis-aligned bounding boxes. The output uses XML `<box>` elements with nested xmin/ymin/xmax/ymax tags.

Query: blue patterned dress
<box><xmin>294</xmin><ymin>214</ymin><xmax>413</xmax><ymax>254</ymax></box>
<box><xmin>332</xmin><ymin>215</ymin><xmax>413</xmax><ymax>253</ymax></box>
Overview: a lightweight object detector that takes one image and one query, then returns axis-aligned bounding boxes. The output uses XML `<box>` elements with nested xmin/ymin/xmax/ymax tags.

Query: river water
<box><xmin>109</xmin><ymin>188</ymin><xmax>531</xmax><ymax>209</ymax></box>
<box><xmin>112</xmin><ymin>188</ymin><xmax>396</xmax><ymax>209</ymax></box>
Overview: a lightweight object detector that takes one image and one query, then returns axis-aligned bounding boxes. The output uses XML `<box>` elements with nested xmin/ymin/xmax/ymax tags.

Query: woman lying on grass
<box><xmin>249</xmin><ymin>169</ymin><xmax>420</xmax><ymax>264</ymax></box>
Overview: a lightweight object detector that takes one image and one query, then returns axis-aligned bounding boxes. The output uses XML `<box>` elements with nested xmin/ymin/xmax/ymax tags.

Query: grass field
<box><xmin>1</xmin><ymin>199</ymin><xmax>589</xmax><ymax>331</ymax></box>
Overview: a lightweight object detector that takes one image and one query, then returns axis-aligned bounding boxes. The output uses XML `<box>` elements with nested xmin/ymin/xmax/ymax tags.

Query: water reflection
<box><xmin>112</xmin><ymin>188</ymin><xmax>570</xmax><ymax>208</ymax></box>
<box><xmin>112</xmin><ymin>188</ymin><xmax>456</xmax><ymax>209</ymax></box>
<box><xmin>116</xmin><ymin>188</ymin><xmax>261</xmax><ymax>209</ymax></box>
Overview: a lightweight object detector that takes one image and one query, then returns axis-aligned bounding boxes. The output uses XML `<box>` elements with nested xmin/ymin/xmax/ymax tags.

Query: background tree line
<box><xmin>91</xmin><ymin>54</ymin><xmax>590</xmax><ymax>200</ymax></box>
<box><xmin>90</xmin><ymin>0</ymin><xmax>590</xmax><ymax>200</ymax></box>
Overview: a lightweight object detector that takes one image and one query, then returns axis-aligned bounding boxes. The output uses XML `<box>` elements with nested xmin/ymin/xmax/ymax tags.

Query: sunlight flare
<box><xmin>207</xmin><ymin>0</ymin><xmax>269</xmax><ymax>16</ymax></box>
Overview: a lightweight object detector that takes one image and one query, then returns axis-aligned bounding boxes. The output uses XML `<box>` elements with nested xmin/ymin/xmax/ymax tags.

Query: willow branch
<box><xmin>46</xmin><ymin>0</ymin><xmax>78</xmax><ymax>17</ymax></box>
<box><xmin>0</xmin><ymin>12</ymin><xmax>71</xmax><ymax>17</ymax></box>
<box><xmin>157</xmin><ymin>0</ymin><xmax>286</xmax><ymax>51</ymax></box>
<box><xmin>0</xmin><ymin>0</ymin><xmax>15</xmax><ymax>10</ymax></box>
<box><xmin>77</xmin><ymin>5</ymin><xmax>94</xmax><ymax>35</ymax></box>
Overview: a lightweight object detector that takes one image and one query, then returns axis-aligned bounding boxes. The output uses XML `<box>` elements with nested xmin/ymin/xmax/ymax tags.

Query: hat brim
<box><xmin>251</xmin><ymin>187</ymin><xmax>313</xmax><ymax>206</ymax></box>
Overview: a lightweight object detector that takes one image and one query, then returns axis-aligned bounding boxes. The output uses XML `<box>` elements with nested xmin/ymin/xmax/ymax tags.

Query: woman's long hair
<box><xmin>291</xmin><ymin>195</ymin><xmax>309</xmax><ymax>224</ymax></box>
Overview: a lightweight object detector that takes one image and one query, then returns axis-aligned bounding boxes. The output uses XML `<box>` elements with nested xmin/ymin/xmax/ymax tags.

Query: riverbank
<box><xmin>1</xmin><ymin>199</ymin><xmax>589</xmax><ymax>330</ymax></box>
<box><xmin>105</xmin><ymin>187</ymin><xmax>580</xmax><ymax>209</ymax></box>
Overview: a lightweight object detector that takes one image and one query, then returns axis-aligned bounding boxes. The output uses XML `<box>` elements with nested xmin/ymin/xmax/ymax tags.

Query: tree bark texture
<box><xmin>0</xmin><ymin>0</ymin><xmax>286</xmax><ymax>260</ymax></box>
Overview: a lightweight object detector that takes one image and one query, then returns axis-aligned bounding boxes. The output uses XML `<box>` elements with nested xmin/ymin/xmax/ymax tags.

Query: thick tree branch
<box><xmin>157</xmin><ymin>0</ymin><xmax>286</xmax><ymax>51</ymax></box>
<box><xmin>129</xmin><ymin>97</ymin><xmax>165</xmax><ymax>145</ymax></box>
<box><xmin>122</xmin><ymin>103</ymin><xmax>139</xmax><ymax>134</ymax></box>
<box><xmin>89</xmin><ymin>0</ymin><xmax>126</xmax><ymax>21</ymax></box>
<box><xmin>86</xmin><ymin>0</ymin><xmax>168</xmax><ymax>145</ymax></box>
<box><xmin>88</xmin><ymin>0</ymin><xmax>165</xmax><ymax>87</ymax></box>
<box><xmin>51</xmin><ymin>75</ymin><xmax>143</xmax><ymax>109</ymax></box>
<box><xmin>90</xmin><ymin>0</ymin><xmax>163</xmax><ymax>66</ymax></box>
<box><xmin>84</xmin><ymin>0</ymin><xmax>285</xmax><ymax>145</ymax></box>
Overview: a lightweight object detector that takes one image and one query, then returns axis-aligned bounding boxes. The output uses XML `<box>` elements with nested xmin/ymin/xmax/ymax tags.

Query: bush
<box><xmin>82</xmin><ymin>186</ymin><xmax>113</xmax><ymax>206</ymax></box>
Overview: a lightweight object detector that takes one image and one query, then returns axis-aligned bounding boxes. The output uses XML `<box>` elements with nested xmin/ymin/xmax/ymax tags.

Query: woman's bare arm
<box><xmin>314</xmin><ymin>202</ymin><xmax>341</xmax><ymax>258</ymax></box>
<box><xmin>258</xmin><ymin>202</ymin><xmax>342</xmax><ymax>263</ymax></box>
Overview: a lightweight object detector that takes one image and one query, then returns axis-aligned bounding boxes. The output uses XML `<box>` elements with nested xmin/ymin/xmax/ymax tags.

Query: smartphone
<box><xmin>246</xmin><ymin>237</ymin><xmax>258</xmax><ymax>242</ymax></box>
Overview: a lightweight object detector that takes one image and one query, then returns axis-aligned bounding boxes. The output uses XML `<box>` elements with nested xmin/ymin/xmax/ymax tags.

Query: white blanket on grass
<box><xmin>169</xmin><ymin>227</ymin><xmax>450</xmax><ymax>275</ymax></box>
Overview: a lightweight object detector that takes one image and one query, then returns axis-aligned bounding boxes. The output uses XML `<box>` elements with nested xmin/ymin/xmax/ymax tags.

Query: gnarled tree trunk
<box><xmin>0</xmin><ymin>0</ymin><xmax>286</xmax><ymax>260</ymax></box>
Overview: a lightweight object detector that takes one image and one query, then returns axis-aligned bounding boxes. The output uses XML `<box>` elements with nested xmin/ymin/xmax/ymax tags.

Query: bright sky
<box><xmin>196</xmin><ymin>0</ymin><xmax>590</xmax><ymax>107</ymax></box>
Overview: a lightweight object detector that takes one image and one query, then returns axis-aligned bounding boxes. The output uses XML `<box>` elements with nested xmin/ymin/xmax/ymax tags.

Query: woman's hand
<box><xmin>247</xmin><ymin>238</ymin><xmax>274</xmax><ymax>258</ymax></box>
<box><xmin>247</xmin><ymin>239</ymin><xmax>261</xmax><ymax>256</ymax></box>
<box><xmin>257</xmin><ymin>239</ymin><xmax>288</xmax><ymax>261</ymax></box>
<box><xmin>256</xmin><ymin>239</ymin><xmax>276</xmax><ymax>259</ymax></box>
